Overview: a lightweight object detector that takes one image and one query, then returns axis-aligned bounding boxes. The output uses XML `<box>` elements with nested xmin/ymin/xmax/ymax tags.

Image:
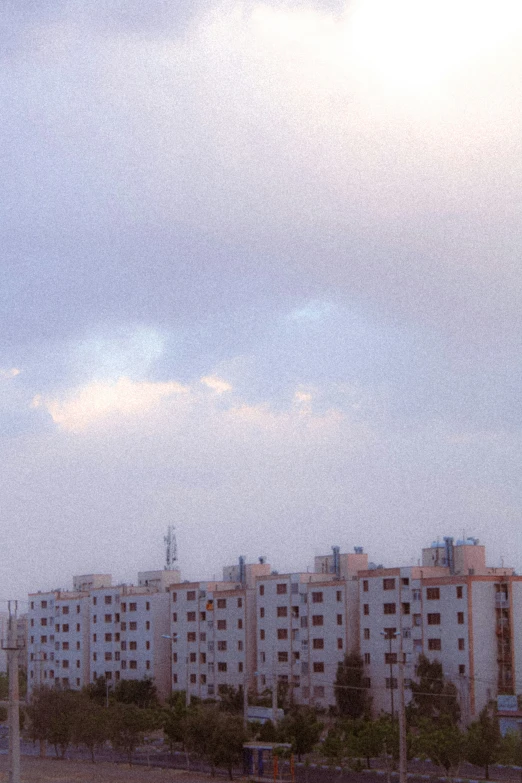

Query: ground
<box><xmin>0</xmin><ymin>757</ymin><xmax>233</xmax><ymax>783</ymax></box>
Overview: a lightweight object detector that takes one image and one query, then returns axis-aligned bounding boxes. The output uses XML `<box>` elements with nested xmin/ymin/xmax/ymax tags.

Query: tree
<box><xmin>334</xmin><ymin>653</ymin><xmax>370</xmax><ymax>719</ymax></box>
<box><xmin>71</xmin><ymin>698</ymin><xmax>108</xmax><ymax>762</ymax></box>
<box><xmin>107</xmin><ymin>702</ymin><xmax>157</xmax><ymax>764</ymax></box>
<box><xmin>218</xmin><ymin>684</ymin><xmax>243</xmax><ymax>713</ymax></box>
<box><xmin>351</xmin><ymin>717</ymin><xmax>393</xmax><ymax>769</ymax></box>
<box><xmin>113</xmin><ymin>677</ymin><xmax>158</xmax><ymax>709</ymax></box>
<box><xmin>184</xmin><ymin>704</ymin><xmax>248</xmax><ymax>779</ymax></box>
<box><xmin>409</xmin><ymin>655</ymin><xmax>460</xmax><ymax>725</ymax></box>
<box><xmin>278</xmin><ymin>706</ymin><xmax>323</xmax><ymax>761</ymax></box>
<box><xmin>83</xmin><ymin>675</ymin><xmax>111</xmax><ymax>706</ymax></box>
<box><xmin>26</xmin><ymin>687</ymin><xmax>82</xmax><ymax>758</ymax></box>
<box><xmin>465</xmin><ymin>707</ymin><xmax>501</xmax><ymax>780</ymax></box>
<box><xmin>418</xmin><ymin>719</ymin><xmax>464</xmax><ymax>780</ymax></box>
<box><xmin>162</xmin><ymin>691</ymin><xmax>188</xmax><ymax>751</ymax></box>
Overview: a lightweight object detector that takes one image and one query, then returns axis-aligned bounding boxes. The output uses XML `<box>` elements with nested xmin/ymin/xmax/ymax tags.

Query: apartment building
<box><xmin>255</xmin><ymin>548</ymin><xmax>368</xmax><ymax>709</ymax></box>
<box><xmin>359</xmin><ymin>538</ymin><xmax>519</xmax><ymax>721</ymax></box>
<box><xmin>27</xmin><ymin>570</ymin><xmax>180</xmax><ymax>699</ymax></box>
<box><xmin>168</xmin><ymin>558</ymin><xmax>271</xmax><ymax>701</ymax></box>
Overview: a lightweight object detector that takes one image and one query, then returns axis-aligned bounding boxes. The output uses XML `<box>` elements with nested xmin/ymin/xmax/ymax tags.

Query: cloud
<box><xmin>0</xmin><ymin>368</ymin><xmax>20</xmax><ymax>380</ymax></box>
<box><xmin>32</xmin><ymin>377</ymin><xmax>188</xmax><ymax>432</ymax></box>
<box><xmin>200</xmin><ymin>375</ymin><xmax>233</xmax><ymax>393</ymax></box>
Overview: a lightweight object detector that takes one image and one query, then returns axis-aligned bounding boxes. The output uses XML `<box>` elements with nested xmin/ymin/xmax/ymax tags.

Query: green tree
<box><xmin>162</xmin><ymin>691</ymin><xmax>188</xmax><ymax>751</ymax></box>
<box><xmin>72</xmin><ymin>698</ymin><xmax>108</xmax><ymax>762</ymax></box>
<box><xmin>334</xmin><ymin>653</ymin><xmax>370</xmax><ymax>719</ymax></box>
<box><xmin>108</xmin><ymin>702</ymin><xmax>157</xmax><ymax>764</ymax></box>
<box><xmin>409</xmin><ymin>655</ymin><xmax>460</xmax><ymax>725</ymax></box>
<box><xmin>184</xmin><ymin>704</ymin><xmax>248</xmax><ymax>779</ymax></box>
<box><xmin>351</xmin><ymin>717</ymin><xmax>392</xmax><ymax>769</ymax></box>
<box><xmin>418</xmin><ymin>719</ymin><xmax>464</xmax><ymax>779</ymax></box>
<box><xmin>26</xmin><ymin>687</ymin><xmax>82</xmax><ymax>758</ymax></box>
<box><xmin>278</xmin><ymin>706</ymin><xmax>323</xmax><ymax>761</ymax></box>
<box><xmin>113</xmin><ymin>677</ymin><xmax>158</xmax><ymax>709</ymax></box>
<box><xmin>83</xmin><ymin>675</ymin><xmax>111</xmax><ymax>706</ymax></box>
<box><xmin>498</xmin><ymin>730</ymin><xmax>522</xmax><ymax>766</ymax></box>
<box><xmin>218</xmin><ymin>684</ymin><xmax>243</xmax><ymax>713</ymax></box>
<box><xmin>465</xmin><ymin>707</ymin><xmax>501</xmax><ymax>779</ymax></box>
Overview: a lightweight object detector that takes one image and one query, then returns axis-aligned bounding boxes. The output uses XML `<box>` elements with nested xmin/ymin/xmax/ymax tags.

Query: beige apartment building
<box><xmin>359</xmin><ymin>537</ymin><xmax>519</xmax><ymax>721</ymax></box>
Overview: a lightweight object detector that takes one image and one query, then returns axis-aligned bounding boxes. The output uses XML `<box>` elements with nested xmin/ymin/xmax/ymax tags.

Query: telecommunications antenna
<box><xmin>164</xmin><ymin>525</ymin><xmax>178</xmax><ymax>570</ymax></box>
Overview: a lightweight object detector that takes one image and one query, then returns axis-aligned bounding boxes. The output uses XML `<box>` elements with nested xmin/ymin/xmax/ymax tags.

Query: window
<box><xmin>105</xmin><ymin>633</ymin><xmax>112</xmax><ymax>642</ymax></box>
<box><xmin>129</xmin><ymin>641</ymin><xmax>137</xmax><ymax>651</ymax></box>
<box><xmin>129</xmin><ymin>621</ymin><xmax>137</xmax><ymax>631</ymax></box>
<box><xmin>278</xmin><ymin>652</ymin><xmax>289</xmax><ymax>663</ymax></box>
<box><xmin>312</xmin><ymin>592</ymin><xmax>323</xmax><ymax>603</ymax></box>
<box><xmin>62</xmin><ymin>624</ymin><xmax>69</xmax><ymax>632</ymax></box>
<box><xmin>129</xmin><ymin>660</ymin><xmax>137</xmax><ymax>670</ymax></box>
<box><xmin>200</xmin><ymin>632</ymin><xmax>206</xmax><ymax>642</ymax></box>
<box><xmin>187</xmin><ymin>591</ymin><xmax>196</xmax><ymax>601</ymax></box>
<box><xmin>187</xmin><ymin>612</ymin><xmax>196</xmax><ymax>622</ymax></box>
<box><xmin>336</xmin><ymin>590</ymin><xmax>342</xmax><ymax>602</ymax></box>
<box><xmin>277</xmin><ymin>606</ymin><xmax>288</xmax><ymax>618</ymax></box>
<box><xmin>41</xmin><ymin>618</ymin><xmax>48</xmax><ymax>627</ymax></box>
<box><xmin>300</xmin><ymin>616</ymin><xmax>308</xmax><ymax>628</ymax></box>
<box><xmin>385</xmin><ymin>652</ymin><xmax>397</xmax><ymax>664</ymax></box>
<box><xmin>217</xmin><ymin>662</ymin><xmax>227</xmax><ymax>672</ymax></box>
<box><xmin>259</xmin><ymin>585</ymin><xmax>265</xmax><ymax>596</ymax></box>
<box><xmin>129</xmin><ymin>603</ymin><xmax>137</xmax><ymax>612</ymax></box>
<box><xmin>402</xmin><ymin>603</ymin><xmax>410</xmax><ymax>615</ymax></box>
<box><xmin>190</xmin><ymin>652</ymin><xmax>197</xmax><ymax>663</ymax></box>
<box><xmin>428</xmin><ymin>638</ymin><xmax>441</xmax><ymax>650</ymax></box>
<box><xmin>172</xmin><ymin>612</ymin><xmax>177</xmax><ymax>622</ymax></box>
<box><xmin>237</xmin><ymin>598</ymin><xmax>243</xmax><ymax>608</ymax></box>
<box><xmin>146</xmin><ymin>601</ymin><xmax>150</xmax><ymax>611</ymax></box>
<box><xmin>115</xmin><ymin>651</ymin><xmax>120</xmax><ymax>661</ymax></box>
<box><xmin>386</xmin><ymin>678</ymin><xmax>398</xmax><ymax>689</ymax></box>
<box><xmin>146</xmin><ymin>660</ymin><xmax>150</xmax><ymax>670</ymax></box>
<box><xmin>337</xmin><ymin>638</ymin><xmax>343</xmax><ymax>649</ymax></box>
<box><xmin>121</xmin><ymin>641</ymin><xmax>126</xmax><ymax>650</ymax></box>
<box><xmin>383</xmin><ymin>604</ymin><xmax>396</xmax><ymax>615</ymax></box>
<box><xmin>145</xmin><ymin>620</ymin><xmax>150</xmax><ymax>630</ymax></box>
<box><xmin>413</xmin><ymin>589</ymin><xmax>421</xmax><ymax>601</ymax></box>
<box><xmin>145</xmin><ymin>640</ymin><xmax>150</xmax><ymax>650</ymax></box>
<box><xmin>104</xmin><ymin>614</ymin><xmax>112</xmax><ymax>623</ymax></box>
<box><xmin>427</xmin><ymin>613</ymin><xmax>441</xmax><ymax>625</ymax></box>
<box><xmin>105</xmin><ymin>652</ymin><xmax>112</xmax><ymax>661</ymax></box>
<box><xmin>277</xmin><ymin>583</ymin><xmax>287</xmax><ymax>595</ymax></box>
<box><xmin>120</xmin><ymin>622</ymin><xmax>126</xmax><ymax>631</ymax></box>
<box><xmin>187</xmin><ymin>632</ymin><xmax>196</xmax><ymax>642</ymax></box>
<box><xmin>76</xmin><ymin>605</ymin><xmax>80</xmax><ymax>614</ymax></box>
<box><xmin>121</xmin><ymin>661</ymin><xmax>126</xmax><ymax>670</ymax></box>
<box><xmin>363</xmin><ymin>580</ymin><xmax>369</xmax><ymax>592</ymax></box>
<box><xmin>238</xmin><ymin>640</ymin><xmax>243</xmax><ymax>651</ymax></box>
<box><xmin>459</xmin><ymin>664</ymin><xmax>466</xmax><ymax>675</ymax></box>
<box><xmin>426</xmin><ymin>588</ymin><xmax>440</xmax><ymax>600</ymax></box>
<box><xmin>364</xmin><ymin>652</ymin><xmax>371</xmax><ymax>664</ymax></box>
<box><xmin>217</xmin><ymin>640</ymin><xmax>227</xmax><ymax>651</ymax></box>
<box><xmin>413</xmin><ymin>614</ymin><xmax>422</xmax><ymax>626</ymax></box>
<box><xmin>76</xmin><ymin>641</ymin><xmax>80</xmax><ymax>650</ymax></box>
<box><xmin>363</xmin><ymin>604</ymin><xmax>369</xmax><ymax>616</ymax></box>
<box><xmin>312</xmin><ymin>615</ymin><xmax>324</xmax><ymax>626</ymax></box>
<box><xmin>217</xmin><ymin>619</ymin><xmax>227</xmax><ymax>630</ymax></box>
<box><xmin>313</xmin><ymin>638</ymin><xmax>324</xmax><ymax>649</ymax></box>
<box><xmin>104</xmin><ymin>596</ymin><xmax>112</xmax><ymax>605</ymax></box>
<box><xmin>456</xmin><ymin>586</ymin><xmax>463</xmax><ymax>599</ymax></box>
<box><xmin>383</xmin><ymin>627</ymin><xmax>397</xmax><ymax>638</ymax></box>
<box><xmin>458</xmin><ymin>638</ymin><xmax>465</xmax><ymax>650</ymax></box>
<box><xmin>402</xmin><ymin>578</ymin><xmax>410</xmax><ymax>586</ymax></box>
<box><xmin>76</xmin><ymin>623</ymin><xmax>80</xmax><ymax>632</ymax></box>
<box><xmin>313</xmin><ymin>661</ymin><xmax>324</xmax><ymax>673</ymax></box>
<box><xmin>217</xmin><ymin>598</ymin><xmax>227</xmax><ymax>609</ymax></box>
<box><xmin>62</xmin><ymin>660</ymin><xmax>69</xmax><ymax>669</ymax></box>
<box><xmin>121</xmin><ymin>602</ymin><xmax>126</xmax><ymax>612</ymax></box>
<box><xmin>364</xmin><ymin>628</ymin><xmax>370</xmax><ymax>640</ymax></box>
<box><xmin>238</xmin><ymin>619</ymin><xmax>243</xmax><ymax>629</ymax></box>
<box><xmin>199</xmin><ymin>612</ymin><xmax>206</xmax><ymax>622</ymax></box>
<box><xmin>278</xmin><ymin>629</ymin><xmax>288</xmax><ymax>640</ymax></box>
<box><xmin>383</xmin><ymin>578</ymin><xmax>396</xmax><ymax>590</ymax></box>
<box><xmin>41</xmin><ymin>636</ymin><xmax>47</xmax><ymax>644</ymax></box>
<box><xmin>62</xmin><ymin>642</ymin><xmax>69</xmax><ymax>650</ymax></box>
<box><xmin>93</xmin><ymin>634</ymin><xmax>97</xmax><ymax>642</ymax></box>
<box><xmin>260</xmin><ymin>608</ymin><xmax>265</xmax><ymax>618</ymax></box>
<box><xmin>171</xmin><ymin>593</ymin><xmax>177</xmax><ymax>603</ymax></box>
<box><xmin>41</xmin><ymin>600</ymin><xmax>48</xmax><ymax>609</ymax></box>
<box><xmin>457</xmin><ymin>612</ymin><xmax>465</xmax><ymax>624</ymax></box>
<box><xmin>200</xmin><ymin>652</ymin><xmax>207</xmax><ymax>663</ymax></box>
<box><xmin>62</xmin><ymin>606</ymin><xmax>69</xmax><ymax>615</ymax></box>
<box><xmin>260</xmin><ymin>629</ymin><xmax>265</xmax><ymax>640</ymax></box>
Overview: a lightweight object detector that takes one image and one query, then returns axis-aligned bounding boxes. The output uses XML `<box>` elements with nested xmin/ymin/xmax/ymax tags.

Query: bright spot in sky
<box><xmin>344</xmin><ymin>0</ymin><xmax>522</xmax><ymax>91</ymax></box>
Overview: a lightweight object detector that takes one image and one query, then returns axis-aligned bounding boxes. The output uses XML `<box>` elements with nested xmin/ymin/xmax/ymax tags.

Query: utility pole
<box><xmin>272</xmin><ymin>652</ymin><xmax>278</xmax><ymax>725</ymax></box>
<box><xmin>397</xmin><ymin>651</ymin><xmax>407</xmax><ymax>783</ymax></box>
<box><xmin>243</xmin><ymin>675</ymin><xmax>248</xmax><ymax>729</ymax></box>
<box><xmin>5</xmin><ymin>601</ymin><xmax>21</xmax><ymax>783</ymax></box>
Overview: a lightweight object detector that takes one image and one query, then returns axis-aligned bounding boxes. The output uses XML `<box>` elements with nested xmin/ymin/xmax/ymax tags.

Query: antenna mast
<box><xmin>164</xmin><ymin>525</ymin><xmax>178</xmax><ymax>570</ymax></box>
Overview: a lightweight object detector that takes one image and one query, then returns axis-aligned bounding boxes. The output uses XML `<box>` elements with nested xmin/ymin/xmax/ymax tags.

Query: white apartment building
<box><xmin>359</xmin><ymin>537</ymin><xmax>519</xmax><ymax>722</ymax></box>
<box><xmin>255</xmin><ymin>548</ymin><xmax>368</xmax><ymax>710</ymax></box>
<box><xmin>168</xmin><ymin>558</ymin><xmax>271</xmax><ymax>701</ymax></box>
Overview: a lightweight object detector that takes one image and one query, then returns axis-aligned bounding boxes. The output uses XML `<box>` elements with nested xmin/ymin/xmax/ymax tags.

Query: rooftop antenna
<box><xmin>164</xmin><ymin>525</ymin><xmax>177</xmax><ymax>570</ymax></box>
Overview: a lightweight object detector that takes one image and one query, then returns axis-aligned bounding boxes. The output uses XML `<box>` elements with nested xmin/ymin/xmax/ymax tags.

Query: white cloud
<box><xmin>200</xmin><ymin>375</ymin><xmax>233</xmax><ymax>393</ymax></box>
<box><xmin>0</xmin><ymin>368</ymin><xmax>21</xmax><ymax>380</ymax></box>
<box><xmin>32</xmin><ymin>377</ymin><xmax>188</xmax><ymax>432</ymax></box>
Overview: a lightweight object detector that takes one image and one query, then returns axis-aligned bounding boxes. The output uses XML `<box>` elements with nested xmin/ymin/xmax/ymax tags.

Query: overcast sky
<box><xmin>2</xmin><ymin>0</ymin><xmax>522</xmax><ymax>603</ymax></box>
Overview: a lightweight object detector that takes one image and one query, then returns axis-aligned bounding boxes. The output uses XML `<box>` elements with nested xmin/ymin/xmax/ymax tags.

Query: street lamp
<box><xmin>162</xmin><ymin>634</ymin><xmax>185</xmax><ymax>704</ymax></box>
<box><xmin>381</xmin><ymin>630</ymin><xmax>400</xmax><ymax>718</ymax></box>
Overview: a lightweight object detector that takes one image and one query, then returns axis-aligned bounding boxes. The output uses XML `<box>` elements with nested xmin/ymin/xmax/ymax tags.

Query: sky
<box><xmin>2</xmin><ymin>0</ymin><xmax>522</xmax><ymax>603</ymax></box>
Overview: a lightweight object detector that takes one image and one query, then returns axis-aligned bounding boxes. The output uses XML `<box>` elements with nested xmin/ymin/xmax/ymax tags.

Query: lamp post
<box><xmin>161</xmin><ymin>634</ymin><xmax>182</xmax><ymax>704</ymax></box>
<box><xmin>381</xmin><ymin>630</ymin><xmax>400</xmax><ymax>718</ymax></box>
